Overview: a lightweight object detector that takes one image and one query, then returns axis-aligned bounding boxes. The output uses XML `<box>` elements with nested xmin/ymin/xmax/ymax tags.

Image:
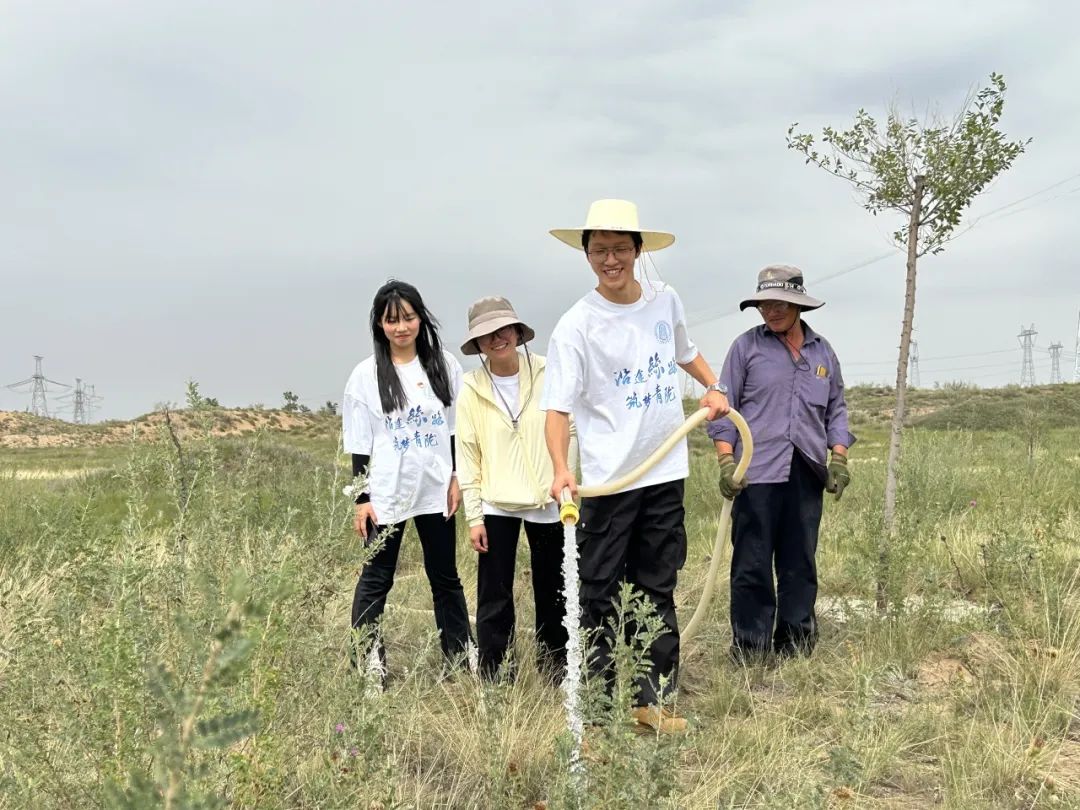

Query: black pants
<box><xmin>351</xmin><ymin>512</ymin><xmax>472</xmax><ymax>670</ymax></box>
<box><xmin>476</xmin><ymin>515</ymin><xmax>567</xmax><ymax>682</ymax></box>
<box><xmin>578</xmin><ymin>479</ymin><xmax>686</xmax><ymax>707</ymax></box>
<box><xmin>730</xmin><ymin>452</ymin><xmax>824</xmax><ymax>658</ymax></box>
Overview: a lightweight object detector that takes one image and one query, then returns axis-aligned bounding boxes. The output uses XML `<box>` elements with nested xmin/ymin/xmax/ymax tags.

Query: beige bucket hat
<box><xmin>549</xmin><ymin>199</ymin><xmax>675</xmax><ymax>252</ymax></box>
<box><xmin>739</xmin><ymin>264</ymin><xmax>824</xmax><ymax>311</ymax></box>
<box><xmin>460</xmin><ymin>296</ymin><xmax>535</xmax><ymax>356</ymax></box>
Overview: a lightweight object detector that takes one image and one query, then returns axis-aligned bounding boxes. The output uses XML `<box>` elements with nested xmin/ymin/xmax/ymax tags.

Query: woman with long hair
<box><xmin>343</xmin><ymin>280</ymin><xmax>472</xmax><ymax>682</ymax></box>
<box><xmin>456</xmin><ymin>296</ymin><xmax>569</xmax><ymax>683</ymax></box>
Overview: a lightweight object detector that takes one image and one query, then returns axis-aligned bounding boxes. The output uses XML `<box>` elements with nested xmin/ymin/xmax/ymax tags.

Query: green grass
<box><xmin>1</xmin><ymin>405</ymin><xmax>1079</xmax><ymax>808</ymax></box>
<box><xmin>0</xmin><ymin>444</ymin><xmax>131</xmax><ymax>472</ymax></box>
<box><xmin>844</xmin><ymin>382</ymin><xmax>1080</xmax><ymax>431</ymax></box>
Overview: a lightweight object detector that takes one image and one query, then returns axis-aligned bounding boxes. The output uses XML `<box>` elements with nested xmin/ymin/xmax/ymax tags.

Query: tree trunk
<box><xmin>878</xmin><ymin>175</ymin><xmax>926</xmax><ymax>613</ymax></box>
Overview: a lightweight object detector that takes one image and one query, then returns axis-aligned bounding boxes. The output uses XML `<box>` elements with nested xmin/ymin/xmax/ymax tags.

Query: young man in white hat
<box><xmin>708</xmin><ymin>265</ymin><xmax>855</xmax><ymax>662</ymax></box>
<box><xmin>541</xmin><ymin>199</ymin><xmax>730</xmax><ymax>734</ymax></box>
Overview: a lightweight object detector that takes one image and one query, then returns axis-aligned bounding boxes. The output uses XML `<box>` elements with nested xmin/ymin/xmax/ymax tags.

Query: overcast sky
<box><xmin>2</xmin><ymin>1</ymin><xmax>1078</xmax><ymax>421</ymax></box>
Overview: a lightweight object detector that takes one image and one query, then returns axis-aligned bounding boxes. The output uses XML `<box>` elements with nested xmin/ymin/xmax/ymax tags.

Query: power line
<box><xmin>979</xmin><ymin>184</ymin><xmax>1080</xmax><ymax>224</ymax></box>
<box><xmin>844</xmin><ymin>347</ymin><xmax>1016</xmax><ymax>367</ymax></box>
<box><xmin>847</xmin><ymin>359</ymin><xmax>1021</xmax><ymax>379</ymax></box>
<box><xmin>920</xmin><ymin>360</ymin><xmax>1022</xmax><ymax>374</ymax></box>
<box><xmin>686</xmin><ymin>251</ymin><xmax>897</xmax><ymax>327</ymax></box>
<box><xmin>933</xmin><ymin>172</ymin><xmax>1080</xmax><ymax>249</ymax></box>
<box><xmin>844</xmin><ymin>332</ymin><xmax>1080</xmax><ymax>380</ymax></box>
<box><xmin>909</xmin><ymin>348</ymin><xmax>1018</xmax><ymax>363</ymax></box>
<box><xmin>958</xmin><ymin>172</ymin><xmax>1080</xmax><ymax>233</ymax></box>
<box><xmin>686</xmin><ymin>169</ymin><xmax>1080</xmax><ymax>328</ymax></box>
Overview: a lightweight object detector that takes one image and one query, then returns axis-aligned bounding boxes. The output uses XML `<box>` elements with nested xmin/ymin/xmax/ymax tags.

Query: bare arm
<box><xmin>545</xmin><ymin>410</ymin><xmax>577</xmax><ymax>499</ymax></box>
<box><xmin>678</xmin><ymin>352</ymin><xmax>730</xmax><ymax>421</ymax></box>
<box><xmin>678</xmin><ymin>352</ymin><xmax>717</xmax><ymax>387</ymax></box>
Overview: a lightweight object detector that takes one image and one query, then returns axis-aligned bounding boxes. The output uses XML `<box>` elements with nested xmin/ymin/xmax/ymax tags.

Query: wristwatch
<box><xmin>705</xmin><ymin>381</ymin><xmax>729</xmax><ymax>395</ymax></box>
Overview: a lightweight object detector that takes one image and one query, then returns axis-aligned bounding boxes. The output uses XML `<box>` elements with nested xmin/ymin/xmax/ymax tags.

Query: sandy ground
<box><xmin>0</xmin><ymin>409</ymin><xmax>329</xmax><ymax>449</ymax></box>
<box><xmin>4</xmin><ymin>468</ymin><xmax>108</xmax><ymax>480</ymax></box>
<box><xmin>817</xmin><ymin>594</ymin><xmax>990</xmax><ymax>623</ymax></box>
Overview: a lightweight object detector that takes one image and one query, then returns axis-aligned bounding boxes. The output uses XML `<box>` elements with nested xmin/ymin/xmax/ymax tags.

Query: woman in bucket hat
<box><xmin>342</xmin><ymin>280</ymin><xmax>473</xmax><ymax>685</ymax></box>
<box><xmin>541</xmin><ymin>199</ymin><xmax>731</xmax><ymax>734</ymax></box>
<box><xmin>707</xmin><ymin>265</ymin><xmax>856</xmax><ymax>662</ymax></box>
<box><xmin>456</xmin><ymin>296</ymin><xmax>571</xmax><ymax>683</ymax></box>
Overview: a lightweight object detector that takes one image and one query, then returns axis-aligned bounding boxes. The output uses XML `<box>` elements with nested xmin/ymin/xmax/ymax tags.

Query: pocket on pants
<box><xmin>577</xmin><ymin>500</ymin><xmax>622</xmax><ymax>588</ymax></box>
<box><xmin>673</xmin><ymin>520</ymin><xmax>688</xmax><ymax>572</ymax></box>
<box><xmin>578</xmin><ymin>500</ymin><xmax>612</xmax><ymax>537</ymax></box>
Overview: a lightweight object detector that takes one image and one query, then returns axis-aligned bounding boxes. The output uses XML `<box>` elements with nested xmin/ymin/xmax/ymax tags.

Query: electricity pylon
<box><xmin>5</xmin><ymin>355</ymin><xmax>69</xmax><ymax>417</ymax></box>
<box><xmin>1018</xmin><ymin>325</ymin><xmax>1037</xmax><ymax>387</ymax></box>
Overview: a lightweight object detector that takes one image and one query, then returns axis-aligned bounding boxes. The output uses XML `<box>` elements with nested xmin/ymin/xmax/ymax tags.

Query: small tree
<box><xmin>787</xmin><ymin>73</ymin><xmax>1028</xmax><ymax>611</ymax></box>
<box><xmin>281</xmin><ymin>391</ymin><xmax>300</xmax><ymax>413</ymax></box>
<box><xmin>185</xmin><ymin>380</ymin><xmax>219</xmax><ymax>410</ymax></box>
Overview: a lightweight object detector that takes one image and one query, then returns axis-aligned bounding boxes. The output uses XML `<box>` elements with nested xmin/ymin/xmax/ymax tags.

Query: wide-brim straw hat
<box><xmin>739</xmin><ymin>264</ymin><xmax>824</xmax><ymax>311</ymax></box>
<box><xmin>549</xmin><ymin>199</ymin><xmax>675</xmax><ymax>252</ymax></box>
<box><xmin>460</xmin><ymin>296</ymin><xmax>535</xmax><ymax>356</ymax></box>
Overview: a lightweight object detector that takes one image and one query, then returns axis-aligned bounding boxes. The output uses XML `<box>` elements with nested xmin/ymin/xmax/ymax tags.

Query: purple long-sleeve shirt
<box><xmin>707</xmin><ymin>322</ymin><xmax>856</xmax><ymax>484</ymax></box>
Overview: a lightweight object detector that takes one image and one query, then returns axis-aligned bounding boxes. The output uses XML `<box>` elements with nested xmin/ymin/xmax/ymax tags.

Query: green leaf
<box><xmin>193</xmin><ymin>709</ymin><xmax>260</xmax><ymax>750</ymax></box>
<box><xmin>210</xmin><ymin>637</ymin><xmax>254</xmax><ymax>685</ymax></box>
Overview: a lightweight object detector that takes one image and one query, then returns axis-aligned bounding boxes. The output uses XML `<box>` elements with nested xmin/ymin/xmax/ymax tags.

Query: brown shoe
<box><xmin>629</xmin><ymin>705</ymin><xmax>688</xmax><ymax>735</ymax></box>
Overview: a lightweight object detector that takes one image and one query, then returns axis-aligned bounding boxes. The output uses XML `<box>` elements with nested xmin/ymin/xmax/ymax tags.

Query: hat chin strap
<box><xmin>768</xmin><ymin>311</ymin><xmax>803</xmax><ymax>343</ymax></box>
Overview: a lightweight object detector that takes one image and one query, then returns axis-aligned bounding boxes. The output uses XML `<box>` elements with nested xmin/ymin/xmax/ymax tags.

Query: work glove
<box><xmin>717</xmin><ymin>453</ymin><xmax>746</xmax><ymax>500</ymax></box>
<box><xmin>825</xmin><ymin>454</ymin><xmax>850</xmax><ymax>500</ymax></box>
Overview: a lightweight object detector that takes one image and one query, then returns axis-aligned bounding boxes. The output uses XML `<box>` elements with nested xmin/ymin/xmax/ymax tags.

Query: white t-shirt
<box><xmin>342</xmin><ymin>350</ymin><xmax>464</xmax><ymax>525</ymax></box>
<box><xmin>540</xmin><ymin>283</ymin><xmax>698</xmax><ymax>493</ymax></box>
<box><xmin>481</xmin><ymin>370</ymin><xmax>559</xmax><ymax>523</ymax></box>
<box><xmin>489</xmin><ymin>372</ymin><xmax>521</xmax><ymax>423</ymax></box>
<box><xmin>482</xmin><ymin>500</ymin><xmax>559</xmax><ymax>523</ymax></box>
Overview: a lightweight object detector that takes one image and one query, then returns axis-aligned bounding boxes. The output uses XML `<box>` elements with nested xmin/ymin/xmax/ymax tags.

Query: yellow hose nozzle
<box><xmin>560</xmin><ymin>501</ymin><xmax>579</xmax><ymax>525</ymax></box>
<box><xmin>559</xmin><ymin>487</ymin><xmax>579</xmax><ymax>525</ymax></box>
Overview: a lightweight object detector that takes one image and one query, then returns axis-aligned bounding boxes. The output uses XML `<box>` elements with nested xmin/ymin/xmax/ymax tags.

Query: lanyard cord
<box><xmin>481</xmin><ymin>347</ymin><xmax>535</xmax><ymax>429</ymax></box>
<box><xmin>771</xmin><ymin>325</ymin><xmax>810</xmax><ymax>371</ymax></box>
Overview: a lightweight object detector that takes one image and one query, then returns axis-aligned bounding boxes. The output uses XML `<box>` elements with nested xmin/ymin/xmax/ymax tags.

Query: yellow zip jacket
<box><xmin>457</xmin><ymin>352</ymin><xmax>576</xmax><ymax>528</ymax></box>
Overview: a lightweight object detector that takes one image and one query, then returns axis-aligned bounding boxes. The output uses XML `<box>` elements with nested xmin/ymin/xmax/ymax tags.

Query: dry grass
<box><xmin>1</xmin><ymin>408</ymin><xmax>1078</xmax><ymax>808</ymax></box>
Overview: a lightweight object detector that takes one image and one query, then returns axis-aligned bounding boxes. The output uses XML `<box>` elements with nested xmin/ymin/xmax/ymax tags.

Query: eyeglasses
<box><xmin>478</xmin><ymin>325</ymin><xmax>517</xmax><ymax>344</ymax></box>
<box><xmin>757</xmin><ymin>301</ymin><xmax>793</xmax><ymax>314</ymax></box>
<box><xmin>586</xmin><ymin>246</ymin><xmax>636</xmax><ymax>261</ymax></box>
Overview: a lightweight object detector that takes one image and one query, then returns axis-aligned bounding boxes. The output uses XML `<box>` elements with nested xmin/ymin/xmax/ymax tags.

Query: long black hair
<box><xmin>371</xmin><ymin>280</ymin><xmax>454</xmax><ymax>414</ymax></box>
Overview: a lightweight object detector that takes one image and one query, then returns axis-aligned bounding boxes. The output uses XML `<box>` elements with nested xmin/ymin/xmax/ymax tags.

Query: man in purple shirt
<box><xmin>707</xmin><ymin>265</ymin><xmax>855</xmax><ymax>661</ymax></box>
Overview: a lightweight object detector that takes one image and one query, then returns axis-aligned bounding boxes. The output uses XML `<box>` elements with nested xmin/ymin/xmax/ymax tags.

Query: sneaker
<box><xmin>629</xmin><ymin>705</ymin><xmax>688</xmax><ymax>735</ymax></box>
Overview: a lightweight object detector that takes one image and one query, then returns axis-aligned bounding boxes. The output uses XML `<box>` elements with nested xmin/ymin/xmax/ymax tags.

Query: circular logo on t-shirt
<box><xmin>654</xmin><ymin>321</ymin><xmax>673</xmax><ymax>343</ymax></box>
